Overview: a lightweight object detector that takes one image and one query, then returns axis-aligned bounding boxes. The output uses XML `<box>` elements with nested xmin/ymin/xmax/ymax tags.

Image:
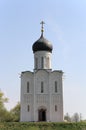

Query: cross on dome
<box><xmin>40</xmin><ymin>21</ymin><xmax>45</xmax><ymax>36</ymax></box>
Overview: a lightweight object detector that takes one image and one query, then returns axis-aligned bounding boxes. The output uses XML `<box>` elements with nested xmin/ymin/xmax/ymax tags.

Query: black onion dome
<box><xmin>32</xmin><ymin>35</ymin><xmax>53</xmax><ymax>53</ymax></box>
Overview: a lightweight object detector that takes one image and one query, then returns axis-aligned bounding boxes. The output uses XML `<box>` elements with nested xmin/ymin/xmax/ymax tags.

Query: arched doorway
<box><xmin>38</xmin><ymin>109</ymin><xmax>46</xmax><ymax>121</ymax></box>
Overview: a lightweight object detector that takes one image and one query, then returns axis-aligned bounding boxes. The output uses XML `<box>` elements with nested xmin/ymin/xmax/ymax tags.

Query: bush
<box><xmin>0</xmin><ymin>122</ymin><xmax>86</xmax><ymax>130</ymax></box>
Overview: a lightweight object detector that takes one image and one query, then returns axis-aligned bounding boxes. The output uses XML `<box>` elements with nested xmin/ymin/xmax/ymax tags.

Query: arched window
<box><xmin>55</xmin><ymin>105</ymin><xmax>57</xmax><ymax>111</ymax></box>
<box><xmin>55</xmin><ymin>81</ymin><xmax>58</xmax><ymax>93</ymax></box>
<box><xmin>41</xmin><ymin>81</ymin><xmax>44</xmax><ymax>93</ymax></box>
<box><xmin>27</xmin><ymin>105</ymin><xmax>30</xmax><ymax>112</ymax></box>
<box><xmin>35</xmin><ymin>58</ymin><xmax>38</xmax><ymax>69</ymax></box>
<box><xmin>41</xmin><ymin>57</ymin><xmax>44</xmax><ymax>68</ymax></box>
<box><xmin>46</xmin><ymin>57</ymin><xmax>49</xmax><ymax>68</ymax></box>
<box><xmin>27</xmin><ymin>82</ymin><xmax>29</xmax><ymax>93</ymax></box>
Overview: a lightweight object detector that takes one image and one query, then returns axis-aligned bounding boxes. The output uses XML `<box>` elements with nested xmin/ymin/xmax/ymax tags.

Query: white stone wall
<box><xmin>34</xmin><ymin>70</ymin><xmax>50</xmax><ymax>121</ymax></box>
<box><xmin>34</xmin><ymin>51</ymin><xmax>52</xmax><ymax>70</ymax></box>
<box><xmin>49</xmin><ymin>71</ymin><xmax>63</xmax><ymax>122</ymax></box>
<box><xmin>20</xmin><ymin>70</ymin><xmax>63</xmax><ymax>122</ymax></box>
<box><xmin>20</xmin><ymin>71</ymin><xmax>34</xmax><ymax>121</ymax></box>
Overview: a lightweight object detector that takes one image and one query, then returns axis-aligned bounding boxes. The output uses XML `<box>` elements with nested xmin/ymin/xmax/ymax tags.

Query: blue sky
<box><xmin>0</xmin><ymin>0</ymin><xmax>86</xmax><ymax>119</ymax></box>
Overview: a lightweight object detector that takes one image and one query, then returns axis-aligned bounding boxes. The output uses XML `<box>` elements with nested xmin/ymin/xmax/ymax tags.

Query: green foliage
<box><xmin>0</xmin><ymin>90</ymin><xmax>20</xmax><ymax>122</ymax></box>
<box><xmin>0</xmin><ymin>90</ymin><xmax>8</xmax><ymax>109</ymax></box>
<box><xmin>0</xmin><ymin>122</ymin><xmax>86</xmax><ymax>130</ymax></box>
<box><xmin>10</xmin><ymin>102</ymin><xmax>20</xmax><ymax>122</ymax></box>
<box><xmin>64</xmin><ymin>113</ymin><xmax>71</xmax><ymax>122</ymax></box>
<box><xmin>64</xmin><ymin>112</ymin><xmax>81</xmax><ymax>123</ymax></box>
<box><xmin>72</xmin><ymin>113</ymin><xmax>80</xmax><ymax>122</ymax></box>
<box><xmin>0</xmin><ymin>90</ymin><xmax>9</xmax><ymax>122</ymax></box>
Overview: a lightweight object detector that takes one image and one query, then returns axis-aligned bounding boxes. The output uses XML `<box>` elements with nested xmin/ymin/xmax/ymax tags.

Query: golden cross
<box><xmin>40</xmin><ymin>21</ymin><xmax>45</xmax><ymax>35</ymax></box>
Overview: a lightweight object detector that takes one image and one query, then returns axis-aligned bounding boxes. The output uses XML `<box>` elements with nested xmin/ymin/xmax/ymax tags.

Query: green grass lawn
<box><xmin>0</xmin><ymin>122</ymin><xmax>86</xmax><ymax>130</ymax></box>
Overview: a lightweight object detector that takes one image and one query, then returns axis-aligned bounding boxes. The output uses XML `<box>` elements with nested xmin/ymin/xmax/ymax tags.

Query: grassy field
<box><xmin>0</xmin><ymin>122</ymin><xmax>86</xmax><ymax>130</ymax></box>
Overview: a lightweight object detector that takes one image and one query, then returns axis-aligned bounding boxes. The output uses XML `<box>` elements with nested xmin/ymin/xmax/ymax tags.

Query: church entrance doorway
<box><xmin>38</xmin><ymin>109</ymin><xmax>46</xmax><ymax>121</ymax></box>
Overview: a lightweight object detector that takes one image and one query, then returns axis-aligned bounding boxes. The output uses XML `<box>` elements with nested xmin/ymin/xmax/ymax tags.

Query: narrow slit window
<box><xmin>41</xmin><ymin>57</ymin><xmax>44</xmax><ymax>68</ymax></box>
<box><xmin>35</xmin><ymin>58</ymin><xmax>38</xmax><ymax>69</ymax></box>
<box><xmin>55</xmin><ymin>81</ymin><xmax>58</xmax><ymax>93</ymax></box>
<box><xmin>27</xmin><ymin>82</ymin><xmax>29</xmax><ymax>93</ymax></box>
<box><xmin>41</xmin><ymin>82</ymin><xmax>44</xmax><ymax>93</ymax></box>
<box><xmin>55</xmin><ymin>105</ymin><xmax>57</xmax><ymax>111</ymax></box>
<box><xmin>46</xmin><ymin>57</ymin><xmax>49</xmax><ymax>68</ymax></box>
<box><xmin>27</xmin><ymin>105</ymin><xmax>30</xmax><ymax>112</ymax></box>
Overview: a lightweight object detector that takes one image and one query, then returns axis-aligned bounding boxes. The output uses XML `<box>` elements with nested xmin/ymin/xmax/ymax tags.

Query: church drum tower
<box><xmin>20</xmin><ymin>22</ymin><xmax>63</xmax><ymax>122</ymax></box>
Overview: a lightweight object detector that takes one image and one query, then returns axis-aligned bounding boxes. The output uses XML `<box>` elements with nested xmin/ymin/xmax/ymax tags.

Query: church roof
<box><xmin>32</xmin><ymin>21</ymin><xmax>53</xmax><ymax>53</ymax></box>
<box><xmin>32</xmin><ymin>34</ymin><xmax>53</xmax><ymax>53</ymax></box>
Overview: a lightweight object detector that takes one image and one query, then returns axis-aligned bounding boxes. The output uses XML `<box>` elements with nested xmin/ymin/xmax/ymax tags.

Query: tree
<box><xmin>10</xmin><ymin>102</ymin><xmax>20</xmax><ymax>122</ymax></box>
<box><xmin>0</xmin><ymin>90</ymin><xmax>8</xmax><ymax>108</ymax></box>
<box><xmin>80</xmin><ymin>113</ymin><xmax>82</xmax><ymax>122</ymax></box>
<box><xmin>64</xmin><ymin>113</ymin><xmax>71</xmax><ymax>122</ymax></box>
<box><xmin>72</xmin><ymin>113</ymin><xmax>80</xmax><ymax>122</ymax></box>
<box><xmin>0</xmin><ymin>90</ymin><xmax>9</xmax><ymax>121</ymax></box>
<box><xmin>0</xmin><ymin>90</ymin><xmax>21</xmax><ymax>122</ymax></box>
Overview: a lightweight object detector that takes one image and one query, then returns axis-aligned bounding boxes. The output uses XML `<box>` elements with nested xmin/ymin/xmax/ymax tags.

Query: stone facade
<box><xmin>20</xmin><ymin>26</ymin><xmax>64</xmax><ymax>122</ymax></box>
<box><xmin>34</xmin><ymin>51</ymin><xmax>52</xmax><ymax>70</ymax></box>
<box><xmin>20</xmin><ymin>69</ymin><xmax>63</xmax><ymax>122</ymax></box>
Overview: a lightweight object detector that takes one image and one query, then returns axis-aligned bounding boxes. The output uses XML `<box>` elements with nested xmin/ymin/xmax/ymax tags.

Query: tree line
<box><xmin>0</xmin><ymin>90</ymin><xmax>20</xmax><ymax>122</ymax></box>
<box><xmin>64</xmin><ymin>112</ymin><xmax>83</xmax><ymax>122</ymax></box>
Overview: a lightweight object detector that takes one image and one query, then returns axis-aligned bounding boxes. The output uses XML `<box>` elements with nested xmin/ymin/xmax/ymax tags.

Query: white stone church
<box><xmin>20</xmin><ymin>22</ymin><xmax>63</xmax><ymax>122</ymax></box>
